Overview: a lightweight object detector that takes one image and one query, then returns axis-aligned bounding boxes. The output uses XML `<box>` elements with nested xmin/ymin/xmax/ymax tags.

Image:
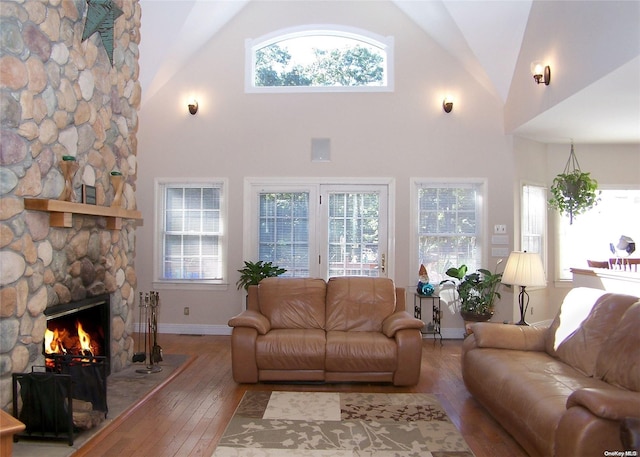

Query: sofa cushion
<box><xmin>594</xmin><ymin>301</ymin><xmax>640</xmax><ymax>391</ymax></box>
<box><xmin>258</xmin><ymin>277</ymin><xmax>326</xmax><ymax>329</ymax></box>
<box><xmin>552</xmin><ymin>291</ymin><xmax>638</xmax><ymax>376</ymax></box>
<box><xmin>325</xmin><ymin>276</ymin><xmax>396</xmax><ymax>332</ymax></box>
<box><xmin>325</xmin><ymin>331</ymin><xmax>397</xmax><ymax>372</ymax></box>
<box><xmin>544</xmin><ymin>287</ymin><xmax>606</xmax><ymax>357</ymax></box>
<box><xmin>256</xmin><ymin>329</ymin><xmax>326</xmax><ymax>370</ymax></box>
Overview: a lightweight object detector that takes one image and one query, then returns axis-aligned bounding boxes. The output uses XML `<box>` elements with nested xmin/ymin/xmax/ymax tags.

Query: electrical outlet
<box><xmin>184</xmin><ymin>307</ymin><xmax>189</xmax><ymax>316</ymax></box>
<box><xmin>494</xmin><ymin>224</ymin><xmax>507</xmax><ymax>234</ymax></box>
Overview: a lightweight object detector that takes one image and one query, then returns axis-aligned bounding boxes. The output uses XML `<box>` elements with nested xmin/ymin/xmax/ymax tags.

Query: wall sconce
<box><xmin>188</xmin><ymin>100</ymin><xmax>198</xmax><ymax>115</ymax></box>
<box><xmin>531</xmin><ymin>61</ymin><xmax>551</xmax><ymax>85</ymax></box>
<box><xmin>442</xmin><ymin>96</ymin><xmax>453</xmax><ymax>113</ymax></box>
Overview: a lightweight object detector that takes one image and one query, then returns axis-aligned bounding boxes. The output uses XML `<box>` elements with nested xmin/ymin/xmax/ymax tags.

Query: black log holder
<box><xmin>12</xmin><ymin>355</ymin><xmax>108</xmax><ymax>446</ymax></box>
<box><xmin>12</xmin><ymin>368</ymin><xmax>74</xmax><ymax>445</ymax></box>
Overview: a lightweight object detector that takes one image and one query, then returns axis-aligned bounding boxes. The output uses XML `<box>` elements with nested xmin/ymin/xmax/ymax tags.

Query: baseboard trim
<box><xmin>158</xmin><ymin>323</ymin><xmax>232</xmax><ymax>335</ymax></box>
<box><xmin>421</xmin><ymin>327</ymin><xmax>465</xmax><ymax>340</ymax></box>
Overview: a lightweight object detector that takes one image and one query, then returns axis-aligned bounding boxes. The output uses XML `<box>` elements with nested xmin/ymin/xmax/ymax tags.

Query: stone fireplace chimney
<box><xmin>0</xmin><ymin>0</ymin><xmax>142</xmax><ymax>412</ymax></box>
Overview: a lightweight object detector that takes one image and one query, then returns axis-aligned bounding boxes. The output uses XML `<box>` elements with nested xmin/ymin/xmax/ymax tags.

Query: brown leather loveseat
<box><xmin>228</xmin><ymin>276</ymin><xmax>424</xmax><ymax>386</ymax></box>
<box><xmin>462</xmin><ymin>287</ymin><xmax>640</xmax><ymax>457</ymax></box>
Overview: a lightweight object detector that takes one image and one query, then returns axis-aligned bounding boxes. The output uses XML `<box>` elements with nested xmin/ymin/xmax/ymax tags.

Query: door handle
<box><xmin>381</xmin><ymin>253</ymin><xmax>385</xmax><ymax>273</ymax></box>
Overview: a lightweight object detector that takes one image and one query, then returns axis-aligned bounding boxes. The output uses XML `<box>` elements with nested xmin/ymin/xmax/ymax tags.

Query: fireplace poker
<box><xmin>151</xmin><ymin>292</ymin><xmax>163</xmax><ymax>363</ymax></box>
<box><xmin>132</xmin><ymin>292</ymin><xmax>146</xmax><ymax>363</ymax></box>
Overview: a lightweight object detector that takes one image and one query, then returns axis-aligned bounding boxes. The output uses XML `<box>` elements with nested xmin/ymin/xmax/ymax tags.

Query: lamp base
<box><xmin>516</xmin><ymin>285</ymin><xmax>530</xmax><ymax>326</ymax></box>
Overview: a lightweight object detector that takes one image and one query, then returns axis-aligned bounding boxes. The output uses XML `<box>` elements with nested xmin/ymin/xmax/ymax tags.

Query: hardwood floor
<box><xmin>74</xmin><ymin>335</ymin><xmax>528</xmax><ymax>457</ymax></box>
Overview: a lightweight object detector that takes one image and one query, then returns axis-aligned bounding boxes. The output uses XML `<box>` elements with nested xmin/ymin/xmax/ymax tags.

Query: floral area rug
<box><xmin>212</xmin><ymin>391</ymin><xmax>475</xmax><ymax>456</ymax></box>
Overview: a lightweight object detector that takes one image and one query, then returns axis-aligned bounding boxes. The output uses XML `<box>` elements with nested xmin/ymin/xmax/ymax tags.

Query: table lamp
<box><xmin>501</xmin><ymin>251</ymin><xmax>546</xmax><ymax>325</ymax></box>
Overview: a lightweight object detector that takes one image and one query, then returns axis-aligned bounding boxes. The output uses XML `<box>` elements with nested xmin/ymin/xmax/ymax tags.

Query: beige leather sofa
<box><xmin>462</xmin><ymin>287</ymin><xmax>640</xmax><ymax>457</ymax></box>
<box><xmin>228</xmin><ymin>276</ymin><xmax>424</xmax><ymax>386</ymax></box>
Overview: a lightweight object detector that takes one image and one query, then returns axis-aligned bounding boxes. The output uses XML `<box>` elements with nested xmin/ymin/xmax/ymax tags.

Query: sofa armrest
<box><xmin>470</xmin><ymin>322</ymin><xmax>548</xmax><ymax>351</ymax></box>
<box><xmin>382</xmin><ymin>311</ymin><xmax>424</xmax><ymax>337</ymax></box>
<box><xmin>228</xmin><ymin>310</ymin><xmax>271</xmax><ymax>334</ymax></box>
<box><xmin>567</xmin><ymin>388</ymin><xmax>640</xmax><ymax>421</ymax></box>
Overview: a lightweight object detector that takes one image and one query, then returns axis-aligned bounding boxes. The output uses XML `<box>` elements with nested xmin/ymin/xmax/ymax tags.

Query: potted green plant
<box><xmin>440</xmin><ymin>261</ymin><xmax>504</xmax><ymax>322</ymax></box>
<box><xmin>236</xmin><ymin>260</ymin><xmax>286</xmax><ymax>291</ymax></box>
<box><xmin>548</xmin><ymin>143</ymin><xmax>600</xmax><ymax>224</ymax></box>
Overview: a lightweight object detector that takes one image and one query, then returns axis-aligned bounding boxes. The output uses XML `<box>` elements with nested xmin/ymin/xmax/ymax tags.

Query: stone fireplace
<box><xmin>0</xmin><ymin>0</ymin><xmax>142</xmax><ymax>413</ymax></box>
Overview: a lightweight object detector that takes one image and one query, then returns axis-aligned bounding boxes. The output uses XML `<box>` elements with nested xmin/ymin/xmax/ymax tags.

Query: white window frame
<box><xmin>245</xmin><ymin>24</ymin><xmax>395</xmax><ymax>93</ymax></box>
<box><xmin>244</xmin><ymin>177</ymin><xmax>395</xmax><ymax>279</ymax></box>
<box><xmin>410</xmin><ymin>178</ymin><xmax>488</xmax><ymax>285</ymax></box>
<box><xmin>153</xmin><ymin>178</ymin><xmax>228</xmax><ymax>291</ymax></box>
<box><xmin>521</xmin><ymin>182</ymin><xmax>548</xmax><ymax>273</ymax></box>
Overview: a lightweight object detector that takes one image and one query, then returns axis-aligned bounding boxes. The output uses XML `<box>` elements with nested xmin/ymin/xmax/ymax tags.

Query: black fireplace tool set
<box><xmin>134</xmin><ymin>291</ymin><xmax>163</xmax><ymax>374</ymax></box>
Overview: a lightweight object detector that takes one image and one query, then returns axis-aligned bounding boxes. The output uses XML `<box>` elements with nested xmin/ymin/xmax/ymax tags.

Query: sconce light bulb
<box><xmin>531</xmin><ymin>61</ymin><xmax>543</xmax><ymax>76</ymax></box>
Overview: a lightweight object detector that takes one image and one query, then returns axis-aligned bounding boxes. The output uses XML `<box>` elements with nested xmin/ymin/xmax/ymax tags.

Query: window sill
<box><xmin>152</xmin><ymin>281</ymin><xmax>229</xmax><ymax>292</ymax></box>
<box><xmin>553</xmin><ymin>279</ymin><xmax>574</xmax><ymax>288</ymax></box>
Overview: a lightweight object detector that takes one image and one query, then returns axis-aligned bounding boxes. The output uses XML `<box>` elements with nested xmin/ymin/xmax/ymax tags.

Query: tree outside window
<box><xmin>416</xmin><ymin>183</ymin><xmax>484</xmax><ymax>285</ymax></box>
<box><xmin>247</xmin><ymin>27</ymin><xmax>393</xmax><ymax>92</ymax></box>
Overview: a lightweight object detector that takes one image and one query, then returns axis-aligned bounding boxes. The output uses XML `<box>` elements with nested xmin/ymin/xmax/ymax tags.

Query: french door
<box><xmin>250</xmin><ymin>180</ymin><xmax>390</xmax><ymax>279</ymax></box>
<box><xmin>320</xmin><ymin>185</ymin><xmax>388</xmax><ymax>278</ymax></box>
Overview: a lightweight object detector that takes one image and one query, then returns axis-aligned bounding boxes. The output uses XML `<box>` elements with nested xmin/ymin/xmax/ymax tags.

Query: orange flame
<box><xmin>44</xmin><ymin>328</ymin><xmax>65</xmax><ymax>354</ymax></box>
<box><xmin>44</xmin><ymin>328</ymin><xmax>55</xmax><ymax>353</ymax></box>
<box><xmin>77</xmin><ymin>321</ymin><xmax>92</xmax><ymax>353</ymax></box>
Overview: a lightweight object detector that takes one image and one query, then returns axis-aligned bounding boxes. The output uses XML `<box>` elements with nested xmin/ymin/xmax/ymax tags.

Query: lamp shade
<box><xmin>501</xmin><ymin>251</ymin><xmax>546</xmax><ymax>287</ymax></box>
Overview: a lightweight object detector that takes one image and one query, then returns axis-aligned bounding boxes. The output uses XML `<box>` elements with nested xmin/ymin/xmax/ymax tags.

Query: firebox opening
<box><xmin>44</xmin><ymin>294</ymin><xmax>111</xmax><ymax>375</ymax></box>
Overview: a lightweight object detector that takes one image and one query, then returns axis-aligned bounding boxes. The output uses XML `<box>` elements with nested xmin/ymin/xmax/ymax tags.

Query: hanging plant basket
<box><xmin>548</xmin><ymin>143</ymin><xmax>600</xmax><ymax>224</ymax></box>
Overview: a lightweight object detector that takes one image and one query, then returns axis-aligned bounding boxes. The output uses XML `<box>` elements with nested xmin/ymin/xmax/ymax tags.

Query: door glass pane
<box><xmin>327</xmin><ymin>192</ymin><xmax>380</xmax><ymax>277</ymax></box>
<box><xmin>259</xmin><ymin>192</ymin><xmax>310</xmax><ymax>277</ymax></box>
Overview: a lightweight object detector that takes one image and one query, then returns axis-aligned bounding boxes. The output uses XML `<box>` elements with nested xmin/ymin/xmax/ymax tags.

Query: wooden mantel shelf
<box><xmin>24</xmin><ymin>198</ymin><xmax>142</xmax><ymax>229</ymax></box>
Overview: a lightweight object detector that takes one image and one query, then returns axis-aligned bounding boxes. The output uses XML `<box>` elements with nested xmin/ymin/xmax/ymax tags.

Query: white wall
<box><xmin>136</xmin><ymin>1</ymin><xmax>515</xmax><ymax>336</ymax></box>
<box><xmin>505</xmin><ymin>0</ymin><xmax>640</xmax><ymax>133</ymax></box>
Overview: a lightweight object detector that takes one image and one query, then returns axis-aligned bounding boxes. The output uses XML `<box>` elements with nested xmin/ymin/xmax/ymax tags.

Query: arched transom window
<box><xmin>245</xmin><ymin>25</ymin><xmax>394</xmax><ymax>93</ymax></box>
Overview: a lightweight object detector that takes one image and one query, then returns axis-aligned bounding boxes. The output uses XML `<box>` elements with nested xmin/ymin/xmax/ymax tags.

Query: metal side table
<box><xmin>414</xmin><ymin>292</ymin><xmax>443</xmax><ymax>345</ymax></box>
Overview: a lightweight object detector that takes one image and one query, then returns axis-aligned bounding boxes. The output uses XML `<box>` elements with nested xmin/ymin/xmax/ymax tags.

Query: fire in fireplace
<box><xmin>44</xmin><ymin>294</ymin><xmax>110</xmax><ymax>373</ymax></box>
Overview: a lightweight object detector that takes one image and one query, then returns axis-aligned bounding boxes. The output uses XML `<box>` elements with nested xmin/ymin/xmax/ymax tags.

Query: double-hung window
<box><xmin>412</xmin><ymin>180</ymin><xmax>485</xmax><ymax>283</ymax></box>
<box><xmin>521</xmin><ymin>183</ymin><xmax>547</xmax><ymax>267</ymax></box>
<box><xmin>155</xmin><ymin>179</ymin><xmax>227</xmax><ymax>287</ymax></box>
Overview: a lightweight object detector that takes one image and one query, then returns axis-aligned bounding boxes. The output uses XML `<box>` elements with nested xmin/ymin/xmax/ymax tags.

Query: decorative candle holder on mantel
<box><xmin>110</xmin><ymin>171</ymin><xmax>124</xmax><ymax>208</ymax></box>
<box><xmin>58</xmin><ymin>156</ymin><xmax>79</xmax><ymax>202</ymax></box>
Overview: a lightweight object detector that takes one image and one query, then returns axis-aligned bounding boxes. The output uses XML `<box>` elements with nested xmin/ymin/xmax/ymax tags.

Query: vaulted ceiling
<box><xmin>138</xmin><ymin>0</ymin><xmax>640</xmax><ymax>144</ymax></box>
